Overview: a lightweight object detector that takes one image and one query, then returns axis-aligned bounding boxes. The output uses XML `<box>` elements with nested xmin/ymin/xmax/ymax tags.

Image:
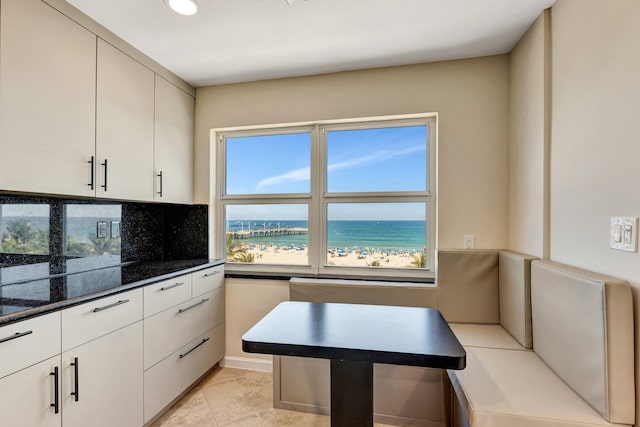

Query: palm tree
<box><xmin>410</xmin><ymin>251</ymin><xmax>427</xmax><ymax>268</ymax></box>
<box><xmin>226</xmin><ymin>234</ymin><xmax>254</xmax><ymax>263</ymax></box>
<box><xmin>234</xmin><ymin>252</ymin><xmax>255</xmax><ymax>263</ymax></box>
<box><xmin>1</xmin><ymin>219</ymin><xmax>49</xmax><ymax>254</ymax></box>
<box><xmin>4</xmin><ymin>218</ymin><xmax>35</xmax><ymax>244</ymax></box>
<box><xmin>88</xmin><ymin>234</ymin><xmax>121</xmax><ymax>256</ymax></box>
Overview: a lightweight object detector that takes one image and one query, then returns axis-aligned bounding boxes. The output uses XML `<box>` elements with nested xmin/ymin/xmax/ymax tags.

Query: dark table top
<box><xmin>243</xmin><ymin>301</ymin><xmax>466</xmax><ymax>369</ymax></box>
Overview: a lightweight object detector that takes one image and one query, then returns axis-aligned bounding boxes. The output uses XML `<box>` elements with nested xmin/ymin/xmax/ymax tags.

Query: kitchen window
<box><xmin>0</xmin><ymin>203</ymin><xmax>50</xmax><ymax>255</ymax></box>
<box><xmin>215</xmin><ymin>114</ymin><xmax>436</xmax><ymax>279</ymax></box>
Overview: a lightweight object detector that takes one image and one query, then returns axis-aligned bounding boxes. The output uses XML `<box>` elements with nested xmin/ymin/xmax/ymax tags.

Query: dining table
<box><xmin>242</xmin><ymin>301</ymin><xmax>466</xmax><ymax>427</ymax></box>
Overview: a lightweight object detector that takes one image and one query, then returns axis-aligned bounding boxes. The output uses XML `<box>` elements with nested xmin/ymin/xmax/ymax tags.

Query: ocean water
<box><xmin>227</xmin><ymin>220</ymin><xmax>426</xmax><ymax>251</ymax></box>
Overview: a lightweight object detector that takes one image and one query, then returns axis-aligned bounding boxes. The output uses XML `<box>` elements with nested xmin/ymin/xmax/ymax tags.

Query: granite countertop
<box><xmin>0</xmin><ymin>258</ymin><xmax>225</xmax><ymax>326</ymax></box>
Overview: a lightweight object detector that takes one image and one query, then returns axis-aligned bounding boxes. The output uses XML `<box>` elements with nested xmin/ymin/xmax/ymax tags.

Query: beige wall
<box><xmin>549</xmin><ymin>0</ymin><xmax>640</xmax><ymax>422</ymax></box>
<box><xmin>508</xmin><ymin>11</ymin><xmax>550</xmax><ymax>258</ymax></box>
<box><xmin>194</xmin><ymin>56</ymin><xmax>510</xmax><ymax>250</ymax></box>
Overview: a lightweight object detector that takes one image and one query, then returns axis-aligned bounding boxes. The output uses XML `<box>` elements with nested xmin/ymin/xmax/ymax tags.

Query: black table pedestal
<box><xmin>330</xmin><ymin>359</ymin><xmax>373</xmax><ymax>427</ymax></box>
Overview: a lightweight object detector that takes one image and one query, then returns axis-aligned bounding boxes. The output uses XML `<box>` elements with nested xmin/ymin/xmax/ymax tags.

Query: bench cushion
<box><xmin>499</xmin><ymin>251</ymin><xmax>536</xmax><ymax>348</ymax></box>
<box><xmin>289</xmin><ymin>277</ymin><xmax>437</xmax><ymax>308</ymax></box>
<box><xmin>531</xmin><ymin>261</ymin><xmax>635</xmax><ymax>425</ymax></box>
<box><xmin>448</xmin><ymin>347</ymin><xmax>630</xmax><ymax>427</ymax></box>
<box><xmin>436</xmin><ymin>250</ymin><xmax>499</xmax><ymax>323</ymax></box>
<box><xmin>448</xmin><ymin>323</ymin><xmax>528</xmax><ymax>351</ymax></box>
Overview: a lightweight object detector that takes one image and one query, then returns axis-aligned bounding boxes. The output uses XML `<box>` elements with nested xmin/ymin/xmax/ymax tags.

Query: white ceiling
<box><xmin>65</xmin><ymin>0</ymin><xmax>555</xmax><ymax>87</ymax></box>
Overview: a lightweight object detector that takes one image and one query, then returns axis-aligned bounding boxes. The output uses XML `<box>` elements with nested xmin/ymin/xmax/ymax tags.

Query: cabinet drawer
<box><xmin>0</xmin><ymin>311</ymin><xmax>61</xmax><ymax>379</ymax></box>
<box><xmin>144</xmin><ymin>287</ymin><xmax>224</xmax><ymax>369</ymax></box>
<box><xmin>191</xmin><ymin>265</ymin><xmax>223</xmax><ymax>297</ymax></box>
<box><xmin>144</xmin><ymin>274</ymin><xmax>192</xmax><ymax>317</ymax></box>
<box><xmin>144</xmin><ymin>323</ymin><xmax>224</xmax><ymax>423</ymax></box>
<box><xmin>62</xmin><ymin>288</ymin><xmax>143</xmax><ymax>351</ymax></box>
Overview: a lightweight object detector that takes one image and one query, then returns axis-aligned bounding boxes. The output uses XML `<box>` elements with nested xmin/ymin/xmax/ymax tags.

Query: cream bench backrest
<box><xmin>436</xmin><ymin>249</ymin><xmax>499</xmax><ymax>324</ymax></box>
<box><xmin>437</xmin><ymin>249</ymin><xmax>537</xmax><ymax>349</ymax></box>
<box><xmin>531</xmin><ymin>260</ymin><xmax>635</xmax><ymax>424</ymax></box>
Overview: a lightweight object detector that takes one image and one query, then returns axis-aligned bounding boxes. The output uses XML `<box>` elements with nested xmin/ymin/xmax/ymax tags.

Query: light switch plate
<box><xmin>610</xmin><ymin>217</ymin><xmax>638</xmax><ymax>252</ymax></box>
<box><xmin>96</xmin><ymin>221</ymin><xmax>108</xmax><ymax>239</ymax></box>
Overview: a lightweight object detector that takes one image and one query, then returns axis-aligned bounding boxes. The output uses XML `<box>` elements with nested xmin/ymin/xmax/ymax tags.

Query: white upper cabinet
<box><xmin>0</xmin><ymin>0</ymin><xmax>96</xmax><ymax>197</ymax></box>
<box><xmin>154</xmin><ymin>75</ymin><xmax>194</xmax><ymax>204</ymax></box>
<box><xmin>96</xmin><ymin>39</ymin><xmax>155</xmax><ymax>201</ymax></box>
<box><xmin>0</xmin><ymin>0</ymin><xmax>194</xmax><ymax>202</ymax></box>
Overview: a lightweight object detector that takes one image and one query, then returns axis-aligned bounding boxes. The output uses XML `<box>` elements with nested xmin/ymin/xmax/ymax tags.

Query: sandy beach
<box><xmin>238</xmin><ymin>243</ymin><xmax>422</xmax><ymax>268</ymax></box>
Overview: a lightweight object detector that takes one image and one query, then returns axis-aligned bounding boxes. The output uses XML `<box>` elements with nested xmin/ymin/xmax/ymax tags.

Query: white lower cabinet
<box><xmin>144</xmin><ymin>323</ymin><xmax>225</xmax><ymax>423</ymax></box>
<box><xmin>144</xmin><ymin>287</ymin><xmax>224</xmax><ymax>369</ymax></box>
<box><xmin>0</xmin><ymin>266</ymin><xmax>224</xmax><ymax>427</ymax></box>
<box><xmin>0</xmin><ymin>355</ymin><xmax>62</xmax><ymax>427</ymax></box>
<box><xmin>62</xmin><ymin>322</ymin><xmax>143</xmax><ymax>427</ymax></box>
<box><xmin>142</xmin><ymin>269</ymin><xmax>225</xmax><ymax>423</ymax></box>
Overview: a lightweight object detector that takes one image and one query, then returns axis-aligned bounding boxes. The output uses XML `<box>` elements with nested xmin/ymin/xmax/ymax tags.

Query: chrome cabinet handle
<box><xmin>160</xmin><ymin>282</ymin><xmax>184</xmax><ymax>291</ymax></box>
<box><xmin>178</xmin><ymin>298</ymin><xmax>209</xmax><ymax>314</ymax></box>
<box><xmin>70</xmin><ymin>357</ymin><xmax>79</xmax><ymax>402</ymax></box>
<box><xmin>92</xmin><ymin>299</ymin><xmax>129</xmax><ymax>313</ymax></box>
<box><xmin>203</xmin><ymin>270</ymin><xmax>221</xmax><ymax>277</ymax></box>
<box><xmin>0</xmin><ymin>330</ymin><xmax>33</xmax><ymax>344</ymax></box>
<box><xmin>50</xmin><ymin>366</ymin><xmax>59</xmax><ymax>413</ymax></box>
<box><xmin>179</xmin><ymin>338</ymin><xmax>209</xmax><ymax>359</ymax></box>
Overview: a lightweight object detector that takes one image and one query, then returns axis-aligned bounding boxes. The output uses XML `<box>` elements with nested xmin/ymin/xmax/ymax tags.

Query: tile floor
<box><xmin>152</xmin><ymin>366</ymin><xmax>397</xmax><ymax>427</ymax></box>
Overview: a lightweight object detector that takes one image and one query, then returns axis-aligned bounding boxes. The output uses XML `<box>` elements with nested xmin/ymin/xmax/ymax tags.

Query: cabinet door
<box><xmin>62</xmin><ymin>322</ymin><xmax>143</xmax><ymax>427</ymax></box>
<box><xmin>96</xmin><ymin>39</ymin><xmax>154</xmax><ymax>201</ymax></box>
<box><xmin>0</xmin><ymin>0</ymin><xmax>96</xmax><ymax>197</ymax></box>
<box><xmin>154</xmin><ymin>75</ymin><xmax>194</xmax><ymax>204</ymax></box>
<box><xmin>0</xmin><ymin>355</ymin><xmax>62</xmax><ymax>427</ymax></box>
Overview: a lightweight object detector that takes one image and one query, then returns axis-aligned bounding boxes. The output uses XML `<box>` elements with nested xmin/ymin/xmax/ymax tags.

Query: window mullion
<box><xmin>310</xmin><ymin>124</ymin><xmax>325</xmax><ymax>274</ymax></box>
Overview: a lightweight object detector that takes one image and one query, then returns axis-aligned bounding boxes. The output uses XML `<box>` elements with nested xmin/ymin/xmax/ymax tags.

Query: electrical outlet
<box><xmin>463</xmin><ymin>235</ymin><xmax>475</xmax><ymax>249</ymax></box>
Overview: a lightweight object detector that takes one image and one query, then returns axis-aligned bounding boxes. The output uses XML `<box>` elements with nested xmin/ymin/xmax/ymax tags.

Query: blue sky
<box><xmin>225</xmin><ymin>125</ymin><xmax>427</xmax><ymax>220</ymax></box>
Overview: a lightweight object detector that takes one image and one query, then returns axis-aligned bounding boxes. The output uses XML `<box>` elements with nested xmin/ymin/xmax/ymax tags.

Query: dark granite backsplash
<box><xmin>0</xmin><ymin>193</ymin><xmax>208</xmax><ymax>273</ymax></box>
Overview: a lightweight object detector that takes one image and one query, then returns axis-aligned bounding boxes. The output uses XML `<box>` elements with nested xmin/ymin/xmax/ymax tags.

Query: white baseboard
<box><xmin>221</xmin><ymin>356</ymin><xmax>273</xmax><ymax>372</ymax></box>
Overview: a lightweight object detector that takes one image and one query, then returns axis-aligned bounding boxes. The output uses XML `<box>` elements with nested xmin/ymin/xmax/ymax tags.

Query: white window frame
<box><xmin>213</xmin><ymin>113</ymin><xmax>437</xmax><ymax>280</ymax></box>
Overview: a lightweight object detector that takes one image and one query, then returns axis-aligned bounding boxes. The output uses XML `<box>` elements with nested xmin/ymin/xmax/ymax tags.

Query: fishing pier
<box><xmin>227</xmin><ymin>227</ymin><xmax>308</xmax><ymax>240</ymax></box>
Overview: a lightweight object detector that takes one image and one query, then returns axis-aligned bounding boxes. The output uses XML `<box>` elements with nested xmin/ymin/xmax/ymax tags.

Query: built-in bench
<box><xmin>270</xmin><ymin>251</ymin><xmax>635</xmax><ymax>427</ymax></box>
<box><xmin>438</xmin><ymin>250</ymin><xmax>635</xmax><ymax>427</ymax></box>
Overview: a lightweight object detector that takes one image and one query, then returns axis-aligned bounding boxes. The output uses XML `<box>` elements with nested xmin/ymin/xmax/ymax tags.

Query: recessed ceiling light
<box><xmin>165</xmin><ymin>0</ymin><xmax>198</xmax><ymax>16</ymax></box>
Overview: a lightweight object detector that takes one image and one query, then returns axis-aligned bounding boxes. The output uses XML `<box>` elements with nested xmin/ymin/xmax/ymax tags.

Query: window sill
<box><xmin>224</xmin><ymin>270</ymin><xmax>435</xmax><ymax>285</ymax></box>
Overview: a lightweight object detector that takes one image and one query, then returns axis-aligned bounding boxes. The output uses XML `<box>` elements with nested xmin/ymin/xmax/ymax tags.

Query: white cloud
<box><xmin>256</xmin><ymin>166</ymin><xmax>310</xmax><ymax>190</ymax></box>
<box><xmin>328</xmin><ymin>144</ymin><xmax>424</xmax><ymax>172</ymax></box>
<box><xmin>255</xmin><ymin>144</ymin><xmax>425</xmax><ymax>190</ymax></box>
